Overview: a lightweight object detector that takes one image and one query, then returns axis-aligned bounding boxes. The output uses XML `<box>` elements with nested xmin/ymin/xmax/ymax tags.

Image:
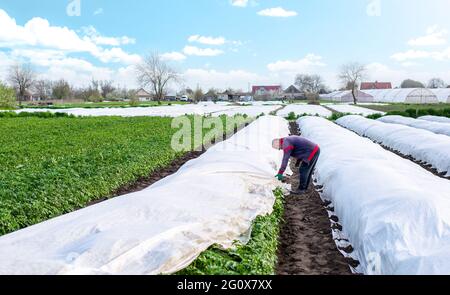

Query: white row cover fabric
<box><xmin>277</xmin><ymin>104</ymin><xmax>332</xmax><ymax>118</ymax></box>
<box><xmin>212</xmin><ymin>105</ymin><xmax>280</xmax><ymax>117</ymax></box>
<box><xmin>378</xmin><ymin>116</ymin><xmax>450</xmax><ymax>137</ymax></box>
<box><xmin>298</xmin><ymin>116</ymin><xmax>450</xmax><ymax>275</ymax></box>
<box><xmin>0</xmin><ymin>116</ymin><xmax>290</xmax><ymax>275</ymax></box>
<box><xmin>14</xmin><ymin>103</ymin><xmax>277</xmax><ymax>118</ymax></box>
<box><xmin>326</xmin><ymin>104</ymin><xmax>385</xmax><ymax>116</ymax></box>
<box><xmin>419</xmin><ymin>116</ymin><xmax>450</xmax><ymax>124</ymax></box>
<box><xmin>337</xmin><ymin>115</ymin><xmax>450</xmax><ymax>177</ymax></box>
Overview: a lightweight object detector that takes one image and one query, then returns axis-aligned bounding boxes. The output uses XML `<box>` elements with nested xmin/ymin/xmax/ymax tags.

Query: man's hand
<box><xmin>275</xmin><ymin>174</ymin><xmax>284</xmax><ymax>181</ymax></box>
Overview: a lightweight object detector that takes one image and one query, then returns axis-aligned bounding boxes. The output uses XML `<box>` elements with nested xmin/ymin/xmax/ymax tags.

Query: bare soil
<box><xmin>276</xmin><ymin>122</ymin><xmax>358</xmax><ymax>275</ymax></box>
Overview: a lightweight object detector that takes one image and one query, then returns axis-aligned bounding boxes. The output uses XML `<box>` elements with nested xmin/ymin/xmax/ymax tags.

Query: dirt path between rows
<box><xmin>276</xmin><ymin>122</ymin><xmax>358</xmax><ymax>275</ymax></box>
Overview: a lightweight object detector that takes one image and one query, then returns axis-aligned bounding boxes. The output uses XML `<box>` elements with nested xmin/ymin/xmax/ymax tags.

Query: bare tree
<box><xmin>427</xmin><ymin>78</ymin><xmax>446</xmax><ymax>89</ymax></box>
<box><xmin>7</xmin><ymin>63</ymin><xmax>36</xmax><ymax>105</ymax></box>
<box><xmin>34</xmin><ymin>79</ymin><xmax>53</xmax><ymax>100</ymax></box>
<box><xmin>193</xmin><ymin>86</ymin><xmax>204</xmax><ymax>102</ymax></box>
<box><xmin>100</xmin><ymin>80</ymin><xmax>116</xmax><ymax>99</ymax></box>
<box><xmin>295</xmin><ymin>74</ymin><xmax>325</xmax><ymax>94</ymax></box>
<box><xmin>136</xmin><ymin>52</ymin><xmax>180</xmax><ymax>102</ymax></box>
<box><xmin>338</xmin><ymin>62</ymin><xmax>367</xmax><ymax>105</ymax></box>
<box><xmin>52</xmin><ymin>79</ymin><xmax>72</xmax><ymax>100</ymax></box>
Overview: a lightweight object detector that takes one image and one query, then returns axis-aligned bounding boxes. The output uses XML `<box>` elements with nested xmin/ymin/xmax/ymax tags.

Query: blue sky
<box><xmin>0</xmin><ymin>0</ymin><xmax>449</xmax><ymax>90</ymax></box>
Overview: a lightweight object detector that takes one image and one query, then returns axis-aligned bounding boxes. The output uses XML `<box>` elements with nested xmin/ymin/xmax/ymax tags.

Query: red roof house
<box><xmin>360</xmin><ymin>81</ymin><xmax>393</xmax><ymax>90</ymax></box>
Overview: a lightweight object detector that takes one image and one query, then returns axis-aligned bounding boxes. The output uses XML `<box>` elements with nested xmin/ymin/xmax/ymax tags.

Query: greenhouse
<box><xmin>430</xmin><ymin>88</ymin><xmax>450</xmax><ymax>103</ymax></box>
<box><xmin>363</xmin><ymin>88</ymin><xmax>439</xmax><ymax>104</ymax></box>
<box><xmin>321</xmin><ymin>90</ymin><xmax>374</xmax><ymax>103</ymax></box>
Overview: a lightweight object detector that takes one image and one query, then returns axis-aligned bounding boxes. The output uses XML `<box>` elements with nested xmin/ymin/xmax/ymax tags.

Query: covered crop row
<box><xmin>337</xmin><ymin>115</ymin><xmax>450</xmax><ymax>177</ymax></box>
<box><xmin>326</xmin><ymin>104</ymin><xmax>385</xmax><ymax>116</ymax></box>
<box><xmin>0</xmin><ymin>116</ymin><xmax>247</xmax><ymax>235</ymax></box>
<box><xmin>419</xmin><ymin>115</ymin><xmax>450</xmax><ymax>124</ymax></box>
<box><xmin>13</xmin><ymin>103</ymin><xmax>280</xmax><ymax>118</ymax></box>
<box><xmin>0</xmin><ymin>116</ymin><xmax>289</xmax><ymax>275</ymax></box>
<box><xmin>379</xmin><ymin>115</ymin><xmax>450</xmax><ymax>137</ymax></box>
<box><xmin>277</xmin><ymin>104</ymin><xmax>332</xmax><ymax>118</ymax></box>
<box><xmin>298</xmin><ymin>116</ymin><xmax>450</xmax><ymax>275</ymax></box>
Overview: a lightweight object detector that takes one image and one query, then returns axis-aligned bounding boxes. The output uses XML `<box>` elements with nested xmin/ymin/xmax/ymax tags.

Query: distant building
<box><xmin>283</xmin><ymin>85</ymin><xmax>305</xmax><ymax>100</ymax></box>
<box><xmin>360</xmin><ymin>81</ymin><xmax>393</xmax><ymax>90</ymax></box>
<box><xmin>218</xmin><ymin>90</ymin><xmax>253</xmax><ymax>102</ymax></box>
<box><xmin>136</xmin><ymin>88</ymin><xmax>152</xmax><ymax>101</ymax></box>
<box><xmin>252</xmin><ymin>85</ymin><xmax>282</xmax><ymax>98</ymax></box>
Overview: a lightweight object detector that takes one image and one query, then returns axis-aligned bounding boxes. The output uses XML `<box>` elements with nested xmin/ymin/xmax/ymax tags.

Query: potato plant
<box><xmin>0</xmin><ymin>115</ymin><xmax>242</xmax><ymax>235</ymax></box>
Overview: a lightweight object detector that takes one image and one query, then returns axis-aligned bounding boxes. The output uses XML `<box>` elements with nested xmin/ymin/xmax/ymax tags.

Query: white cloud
<box><xmin>160</xmin><ymin>51</ymin><xmax>187</xmax><ymax>61</ymax></box>
<box><xmin>183</xmin><ymin>46</ymin><xmax>224</xmax><ymax>57</ymax></box>
<box><xmin>267</xmin><ymin>54</ymin><xmax>326</xmax><ymax>72</ymax></box>
<box><xmin>183</xmin><ymin>68</ymin><xmax>267</xmax><ymax>90</ymax></box>
<box><xmin>82</xmin><ymin>26</ymin><xmax>136</xmax><ymax>46</ymax></box>
<box><xmin>408</xmin><ymin>25</ymin><xmax>448</xmax><ymax>47</ymax></box>
<box><xmin>94</xmin><ymin>8</ymin><xmax>104</xmax><ymax>16</ymax></box>
<box><xmin>391</xmin><ymin>47</ymin><xmax>450</xmax><ymax>62</ymax></box>
<box><xmin>257</xmin><ymin>7</ymin><xmax>298</xmax><ymax>18</ymax></box>
<box><xmin>188</xmin><ymin>35</ymin><xmax>226</xmax><ymax>46</ymax></box>
<box><xmin>0</xmin><ymin>9</ymin><xmax>139</xmax><ymax>65</ymax></box>
<box><xmin>94</xmin><ymin>47</ymin><xmax>142</xmax><ymax>64</ymax></box>
<box><xmin>230</xmin><ymin>0</ymin><xmax>249</xmax><ymax>7</ymax></box>
<box><xmin>366</xmin><ymin>62</ymin><xmax>450</xmax><ymax>88</ymax></box>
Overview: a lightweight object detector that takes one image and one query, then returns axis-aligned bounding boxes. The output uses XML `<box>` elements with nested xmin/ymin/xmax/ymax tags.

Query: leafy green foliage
<box><xmin>366</xmin><ymin>108</ymin><xmax>450</xmax><ymax>120</ymax></box>
<box><xmin>0</xmin><ymin>115</ymin><xmax>236</xmax><ymax>235</ymax></box>
<box><xmin>286</xmin><ymin>112</ymin><xmax>299</xmax><ymax>121</ymax></box>
<box><xmin>366</xmin><ymin>113</ymin><xmax>384</xmax><ymax>120</ymax></box>
<box><xmin>0</xmin><ymin>111</ymin><xmax>74</xmax><ymax>118</ymax></box>
<box><xmin>328</xmin><ymin>112</ymin><xmax>353</xmax><ymax>121</ymax></box>
<box><xmin>177</xmin><ymin>189</ymin><xmax>284</xmax><ymax>275</ymax></box>
<box><xmin>0</xmin><ymin>83</ymin><xmax>17</xmax><ymax>109</ymax></box>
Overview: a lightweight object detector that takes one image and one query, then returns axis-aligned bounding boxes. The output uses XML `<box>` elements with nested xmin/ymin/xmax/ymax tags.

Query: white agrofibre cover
<box><xmin>379</xmin><ymin>116</ymin><xmax>450</xmax><ymax>137</ymax></box>
<box><xmin>0</xmin><ymin>116</ymin><xmax>290</xmax><ymax>275</ymax></box>
<box><xmin>298</xmin><ymin>116</ymin><xmax>450</xmax><ymax>275</ymax></box>
<box><xmin>327</xmin><ymin>104</ymin><xmax>385</xmax><ymax>116</ymax></box>
<box><xmin>419</xmin><ymin>116</ymin><xmax>450</xmax><ymax>124</ymax></box>
<box><xmin>277</xmin><ymin>104</ymin><xmax>332</xmax><ymax>118</ymax></box>
<box><xmin>337</xmin><ymin>115</ymin><xmax>450</xmax><ymax>177</ymax></box>
<box><xmin>16</xmin><ymin>104</ymin><xmax>279</xmax><ymax>118</ymax></box>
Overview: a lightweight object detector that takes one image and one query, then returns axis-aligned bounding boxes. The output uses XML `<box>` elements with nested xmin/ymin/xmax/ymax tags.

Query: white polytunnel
<box><xmin>320</xmin><ymin>90</ymin><xmax>374</xmax><ymax>103</ymax></box>
<box><xmin>430</xmin><ymin>88</ymin><xmax>450</xmax><ymax>103</ymax></box>
<box><xmin>363</xmin><ymin>88</ymin><xmax>439</xmax><ymax>104</ymax></box>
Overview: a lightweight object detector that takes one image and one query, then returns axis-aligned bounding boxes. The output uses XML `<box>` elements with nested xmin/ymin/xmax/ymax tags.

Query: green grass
<box><xmin>0</xmin><ymin>115</ymin><xmax>248</xmax><ymax>236</ymax></box>
<box><xmin>363</xmin><ymin>104</ymin><xmax>450</xmax><ymax>119</ymax></box>
<box><xmin>16</xmin><ymin>101</ymin><xmax>189</xmax><ymax>110</ymax></box>
<box><xmin>177</xmin><ymin>188</ymin><xmax>284</xmax><ymax>275</ymax></box>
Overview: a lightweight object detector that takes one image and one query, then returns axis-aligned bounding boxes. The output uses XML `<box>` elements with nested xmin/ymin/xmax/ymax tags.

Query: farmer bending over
<box><xmin>272</xmin><ymin>136</ymin><xmax>321</xmax><ymax>195</ymax></box>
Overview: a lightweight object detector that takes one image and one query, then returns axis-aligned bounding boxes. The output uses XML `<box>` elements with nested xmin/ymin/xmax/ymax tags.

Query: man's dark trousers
<box><xmin>299</xmin><ymin>149</ymin><xmax>321</xmax><ymax>191</ymax></box>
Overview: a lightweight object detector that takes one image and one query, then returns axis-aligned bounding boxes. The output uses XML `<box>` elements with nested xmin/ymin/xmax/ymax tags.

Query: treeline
<box><xmin>32</xmin><ymin>79</ymin><xmax>137</xmax><ymax>102</ymax></box>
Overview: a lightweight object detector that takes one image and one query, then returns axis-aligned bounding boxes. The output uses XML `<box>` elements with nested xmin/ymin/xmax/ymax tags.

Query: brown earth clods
<box><xmin>276</xmin><ymin>122</ymin><xmax>358</xmax><ymax>275</ymax></box>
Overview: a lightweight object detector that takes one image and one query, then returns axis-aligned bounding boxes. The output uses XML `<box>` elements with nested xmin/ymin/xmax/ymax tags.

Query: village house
<box><xmin>283</xmin><ymin>85</ymin><xmax>305</xmax><ymax>100</ymax></box>
<box><xmin>252</xmin><ymin>85</ymin><xmax>282</xmax><ymax>100</ymax></box>
<box><xmin>136</xmin><ymin>88</ymin><xmax>152</xmax><ymax>101</ymax></box>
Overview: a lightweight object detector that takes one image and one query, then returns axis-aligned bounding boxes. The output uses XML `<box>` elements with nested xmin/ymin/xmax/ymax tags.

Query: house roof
<box><xmin>361</xmin><ymin>82</ymin><xmax>392</xmax><ymax>90</ymax></box>
<box><xmin>252</xmin><ymin>85</ymin><xmax>282</xmax><ymax>93</ymax></box>
<box><xmin>136</xmin><ymin>88</ymin><xmax>151</xmax><ymax>96</ymax></box>
<box><xmin>284</xmin><ymin>85</ymin><xmax>302</xmax><ymax>93</ymax></box>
